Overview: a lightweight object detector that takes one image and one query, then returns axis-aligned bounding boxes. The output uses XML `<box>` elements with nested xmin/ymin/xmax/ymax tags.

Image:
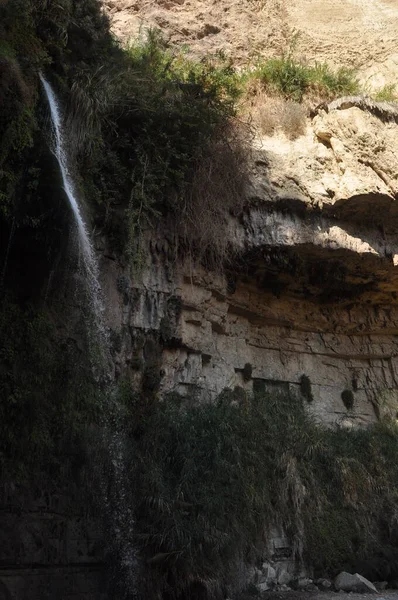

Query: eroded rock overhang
<box><xmin>103</xmin><ymin>100</ymin><xmax>398</xmax><ymax>428</ymax></box>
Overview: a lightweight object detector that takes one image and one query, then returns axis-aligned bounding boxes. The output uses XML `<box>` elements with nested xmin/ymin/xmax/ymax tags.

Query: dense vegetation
<box><xmin>126</xmin><ymin>389</ymin><xmax>398</xmax><ymax>597</ymax></box>
<box><xmin>249</xmin><ymin>56</ymin><xmax>359</xmax><ymax>102</ymax></box>
<box><xmin>0</xmin><ymin>0</ymin><xmax>247</xmax><ymax>270</ymax></box>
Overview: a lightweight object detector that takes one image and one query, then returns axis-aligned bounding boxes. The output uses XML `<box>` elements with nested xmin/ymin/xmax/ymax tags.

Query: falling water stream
<box><xmin>40</xmin><ymin>74</ymin><xmax>137</xmax><ymax>596</ymax></box>
<box><xmin>39</xmin><ymin>74</ymin><xmax>104</xmax><ymax>328</ymax></box>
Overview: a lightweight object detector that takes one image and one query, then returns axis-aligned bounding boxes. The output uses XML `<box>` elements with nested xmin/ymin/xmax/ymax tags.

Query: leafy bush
<box><xmin>110</xmin><ymin>31</ymin><xmax>246</xmax><ymax>267</ymax></box>
<box><xmin>308</xmin><ymin>62</ymin><xmax>359</xmax><ymax>97</ymax></box>
<box><xmin>304</xmin><ymin>423</ymin><xmax>398</xmax><ymax>578</ymax></box>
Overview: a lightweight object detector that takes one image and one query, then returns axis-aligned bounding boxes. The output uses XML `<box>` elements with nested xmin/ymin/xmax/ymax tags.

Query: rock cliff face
<box><xmin>101</xmin><ymin>0</ymin><xmax>398</xmax><ymax>430</ymax></box>
<box><xmin>102</xmin><ymin>98</ymin><xmax>398</xmax><ymax>428</ymax></box>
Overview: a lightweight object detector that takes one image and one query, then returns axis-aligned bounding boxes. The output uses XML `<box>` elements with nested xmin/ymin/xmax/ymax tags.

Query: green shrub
<box><xmin>254</xmin><ymin>57</ymin><xmax>311</xmax><ymax>102</ymax></box>
<box><xmin>119</xmin><ymin>32</ymin><xmax>245</xmax><ymax>266</ymax></box>
<box><xmin>252</xmin><ymin>57</ymin><xmax>359</xmax><ymax>102</ymax></box>
<box><xmin>309</xmin><ymin>63</ymin><xmax>359</xmax><ymax>97</ymax></box>
<box><xmin>304</xmin><ymin>423</ymin><xmax>398</xmax><ymax>578</ymax></box>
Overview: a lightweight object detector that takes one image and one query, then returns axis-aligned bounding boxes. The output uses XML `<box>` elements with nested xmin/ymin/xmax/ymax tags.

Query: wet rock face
<box><xmin>102</xmin><ymin>101</ymin><xmax>398</xmax><ymax>429</ymax></box>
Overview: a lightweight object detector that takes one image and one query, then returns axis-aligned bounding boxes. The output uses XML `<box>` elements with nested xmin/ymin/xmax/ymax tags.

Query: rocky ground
<box><xmin>259</xmin><ymin>593</ymin><xmax>398</xmax><ymax>600</ymax></box>
<box><xmin>103</xmin><ymin>0</ymin><xmax>398</xmax><ymax>87</ymax></box>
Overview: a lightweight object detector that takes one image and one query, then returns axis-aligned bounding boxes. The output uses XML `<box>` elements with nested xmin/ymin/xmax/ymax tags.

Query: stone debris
<box><xmin>316</xmin><ymin>578</ymin><xmax>333</xmax><ymax>589</ymax></box>
<box><xmin>296</xmin><ymin>577</ymin><xmax>314</xmax><ymax>589</ymax></box>
<box><xmin>276</xmin><ymin>584</ymin><xmax>292</xmax><ymax>591</ymax></box>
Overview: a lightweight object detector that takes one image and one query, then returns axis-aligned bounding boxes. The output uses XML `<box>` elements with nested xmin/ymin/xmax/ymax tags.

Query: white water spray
<box><xmin>39</xmin><ymin>74</ymin><xmax>104</xmax><ymax>325</ymax></box>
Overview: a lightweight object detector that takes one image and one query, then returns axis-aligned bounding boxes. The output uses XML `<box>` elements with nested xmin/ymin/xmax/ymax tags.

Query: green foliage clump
<box><xmin>130</xmin><ymin>391</ymin><xmax>276</xmax><ymax>596</ymax></box>
<box><xmin>304</xmin><ymin>423</ymin><xmax>398</xmax><ymax>578</ymax></box>
<box><xmin>124</xmin><ymin>389</ymin><xmax>398</xmax><ymax>597</ymax></box>
<box><xmin>373</xmin><ymin>84</ymin><xmax>397</xmax><ymax>103</ymax></box>
<box><xmin>252</xmin><ymin>56</ymin><xmax>359</xmax><ymax>102</ymax></box>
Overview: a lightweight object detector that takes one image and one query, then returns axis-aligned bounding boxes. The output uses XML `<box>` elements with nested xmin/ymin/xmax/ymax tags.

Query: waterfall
<box><xmin>39</xmin><ymin>74</ymin><xmax>104</xmax><ymax>328</ymax></box>
<box><xmin>40</xmin><ymin>74</ymin><xmax>138</xmax><ymax>596</ymax></box>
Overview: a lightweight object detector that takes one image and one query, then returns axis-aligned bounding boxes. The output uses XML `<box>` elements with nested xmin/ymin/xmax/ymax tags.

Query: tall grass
<box><xmin>374</xmin><ymin>84</ymin><xmax>398</xmax><ymax>102</ymax></box>
<box><xmin>251</xmin><ymin>57</ymin><xmax>359</xmax><ymax>102</ymax></box>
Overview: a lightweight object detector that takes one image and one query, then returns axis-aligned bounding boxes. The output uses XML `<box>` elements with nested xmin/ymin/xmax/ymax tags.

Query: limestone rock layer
<box><xmin>102</xmin><ymin>99</ymin><xmax>398</xmax><ymax>427</ymax></box>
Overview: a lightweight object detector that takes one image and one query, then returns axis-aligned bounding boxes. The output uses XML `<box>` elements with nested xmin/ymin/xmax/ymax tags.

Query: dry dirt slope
<box><xmin>103</xmin><ymin>0</ymin><xmax>398</xmax><ymax>87</ymax></box>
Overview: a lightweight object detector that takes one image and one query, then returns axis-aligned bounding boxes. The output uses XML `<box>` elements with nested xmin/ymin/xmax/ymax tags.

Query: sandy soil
<box><xmin>103</xmin><ymin>0</ymin><xmax>289</xmax><ymax>63</ymax></box>
<box><xmin>286</xmin><ymin>0</ymin><xmax>398</xmax><ymax>87</ymax></box>
<box><xmin>103</xmin><ymin>0</ymin><xmax>398</xmax><ymax>87</ymax></box>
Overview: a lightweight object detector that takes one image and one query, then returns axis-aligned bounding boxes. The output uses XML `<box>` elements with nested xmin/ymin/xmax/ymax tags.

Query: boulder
<box><xmin>255</xmin><ymin>567</ymin><xmax>267</xmax><ymax>584</ymax></box>
<box><xmin>334</xmin><ymin>572</ymin><xmax>377</xmax><ymax>593</ymax></box>
<box><xmin>277</xmin><ymin>569</ymin><xmax>292</xmax><ymax>585</ymax></box>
